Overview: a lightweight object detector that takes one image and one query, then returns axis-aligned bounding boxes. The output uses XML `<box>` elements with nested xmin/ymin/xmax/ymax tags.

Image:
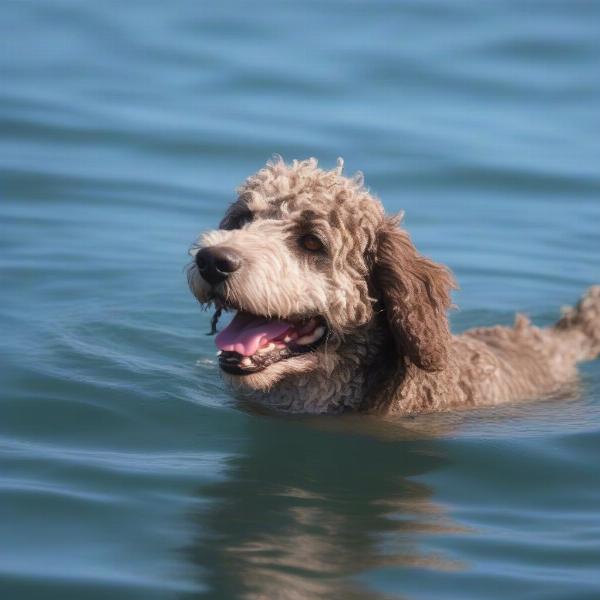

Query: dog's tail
<box><xmin>554</xmin><ymin>286</ymin><xmax>600</xmax><ymax>362</ymax></box>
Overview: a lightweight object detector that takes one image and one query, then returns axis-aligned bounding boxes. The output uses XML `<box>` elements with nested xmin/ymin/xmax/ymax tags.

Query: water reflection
<box><xmin>185</xmin><ymin>417</ymin><xmax>463</xmax><ymax>599</ymax></box>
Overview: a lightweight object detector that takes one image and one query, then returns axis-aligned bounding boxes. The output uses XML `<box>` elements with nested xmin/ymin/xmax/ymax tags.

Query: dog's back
<box><xmin>385</xmin><ymin>287</ymin><xmax>600</xmax><ymax>415</ymax></box>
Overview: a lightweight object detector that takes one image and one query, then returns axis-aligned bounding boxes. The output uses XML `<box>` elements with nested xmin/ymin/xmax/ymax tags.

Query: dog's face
<box><xmin>188</xmin><ymin>158</ymin><xmax>454</xmax><ymax>396</ymax></box>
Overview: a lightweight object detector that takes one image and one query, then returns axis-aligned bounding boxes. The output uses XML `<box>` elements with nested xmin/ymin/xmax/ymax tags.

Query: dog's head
<box><xmin>188</xmin><ymin>158</ymin><xmax>455</xmax><ymax>394</ymax></box>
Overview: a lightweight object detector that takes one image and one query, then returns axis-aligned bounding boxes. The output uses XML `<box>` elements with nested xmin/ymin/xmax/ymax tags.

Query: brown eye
<box><xmin>300</xmin><ymin>234</ymin><xmax>324</xmax><ymax>252</ymax></box>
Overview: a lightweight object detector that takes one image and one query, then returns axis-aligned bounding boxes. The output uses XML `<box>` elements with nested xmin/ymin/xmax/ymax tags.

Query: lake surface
<box><xmin>1</xmin><ymin>1</ymin><xmax>600</xmax><ymax>598</ymax></box>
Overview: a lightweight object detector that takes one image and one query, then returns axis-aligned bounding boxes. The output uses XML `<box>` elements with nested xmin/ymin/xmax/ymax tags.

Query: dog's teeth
<box><xmin>296</xmin><ymin>326</ymin><xmax>325</xmax><ymax>346</ymax></box>
<box><xmin>241</xmin><ymin>357</ymin><xmax>252</xmax><ymax>367</ymax></box>
<box><xmin>258</xmin><ymin>343</ymin><xmax>275</xmax><ymax>354</ymax></box>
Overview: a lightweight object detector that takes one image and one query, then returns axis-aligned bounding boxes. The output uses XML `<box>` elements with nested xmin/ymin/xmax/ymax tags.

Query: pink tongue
<box><xmin>215</xmin><ymin>312</ymin><xmax>292</xmax><ymax>356</ymax></box>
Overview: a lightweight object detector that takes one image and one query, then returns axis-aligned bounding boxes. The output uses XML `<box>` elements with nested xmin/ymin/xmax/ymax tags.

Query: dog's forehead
<box><xmin>243</xmin><ymin>191</ymin><xmax>362</xmax><ymax>227</ymax></box>
<box><xmin>239</xmin><ymin>185</ymin><xmax>382</xmax><ymax>229</ymax></box>
<box><xmin>229</xmin><ymin>160</ymin><xmax>386</xmax><ymax>235</ymax></box>
<box><xmin>245</xmin><ymin>189</ymin><xmax>333</xmax><ymax>214</ymax></box>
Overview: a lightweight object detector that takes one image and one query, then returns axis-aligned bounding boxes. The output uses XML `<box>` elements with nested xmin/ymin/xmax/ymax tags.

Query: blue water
<box><xmin>2</xmin><ymin>1</ymin><xmax>600</xmax><ymax>598</ymax></box>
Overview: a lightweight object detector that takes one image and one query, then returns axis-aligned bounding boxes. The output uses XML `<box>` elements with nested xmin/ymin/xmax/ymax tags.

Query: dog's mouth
<box><xmin>215</xmin><ymin>311</ymin><xmax>327</xmax><ymax>375</ymax></box>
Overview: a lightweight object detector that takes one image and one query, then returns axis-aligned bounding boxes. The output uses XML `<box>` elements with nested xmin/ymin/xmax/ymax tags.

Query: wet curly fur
<box><xmin>188</xmin><ymin>158</ymin><xmax>600</xmax><ymax>414</ymax></box>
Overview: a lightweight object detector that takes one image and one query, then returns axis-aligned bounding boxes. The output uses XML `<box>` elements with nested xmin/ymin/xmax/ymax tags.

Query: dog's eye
<box><xmin>221</xmin><ymin>210</ymin><xmax>253</xmax><ymax>231</ymax></box>
<box><xmin>300</xmin><ymin>234</ymin><xmax>324</xmax><ymax>252</ymax></box>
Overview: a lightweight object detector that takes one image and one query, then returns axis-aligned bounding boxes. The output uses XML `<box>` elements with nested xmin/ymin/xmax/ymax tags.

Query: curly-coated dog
<box><xmin>188</xmin><ymin>158</ymin><xmax>600</xmax><ymax>414</ymax></box>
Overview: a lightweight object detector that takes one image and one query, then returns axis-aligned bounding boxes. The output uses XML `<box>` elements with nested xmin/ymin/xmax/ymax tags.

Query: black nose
<box><xmin>195</xmin><ymin>246</ymin><xmax>242</xmax><ymax>285</ymax></box>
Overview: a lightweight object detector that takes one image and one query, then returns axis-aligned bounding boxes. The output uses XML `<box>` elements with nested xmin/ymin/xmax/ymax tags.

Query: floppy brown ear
<box><xmin>374</xmin><ymin>216</ymin><xmax>456</xmax><ymax>371</ymax></box>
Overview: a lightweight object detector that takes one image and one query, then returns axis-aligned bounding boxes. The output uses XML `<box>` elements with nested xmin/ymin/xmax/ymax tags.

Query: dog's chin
<box><xmin>222</xmin><ymin>352</ymin><xmax>322</xmax><ymax>392</ymax></box>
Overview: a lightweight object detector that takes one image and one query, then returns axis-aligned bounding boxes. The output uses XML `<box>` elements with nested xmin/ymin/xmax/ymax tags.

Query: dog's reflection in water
<box><xmin>185</xmin><ymin>416</ymin><xmax>464</xmax><ymax>600</ymax></box>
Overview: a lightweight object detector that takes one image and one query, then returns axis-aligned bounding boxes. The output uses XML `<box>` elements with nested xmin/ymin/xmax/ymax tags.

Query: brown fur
<box><xmin>374</xmin><ymin>217</ymin><xmax>455</xmax><ymax>372</ymax></box>
<box><xmin>188</xmin><ymin>157</ymin><xmax>600</xmax><ymax>414</ymax></box>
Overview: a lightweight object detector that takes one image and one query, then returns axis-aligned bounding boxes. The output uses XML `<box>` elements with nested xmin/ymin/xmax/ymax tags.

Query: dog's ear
<box><xmin>374</xmin><ymin>216</ymin><xmax>455</xmax><ymax>371</ymax></box>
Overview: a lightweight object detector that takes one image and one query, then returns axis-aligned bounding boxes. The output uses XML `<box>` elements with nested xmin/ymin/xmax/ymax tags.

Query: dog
<box><xmin>188</xmin><ymin>157</ymin><xmax>600</xmax><ymax>414</ymax></box>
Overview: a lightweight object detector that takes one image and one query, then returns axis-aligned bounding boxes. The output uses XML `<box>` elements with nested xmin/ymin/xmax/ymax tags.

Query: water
<box><xmin>1</xmin><ymin>1</ymin><xmax>600</xmax><ymax>598</ymax></box>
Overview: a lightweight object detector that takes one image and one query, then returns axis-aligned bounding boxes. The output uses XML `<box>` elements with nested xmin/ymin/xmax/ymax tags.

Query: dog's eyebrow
<box><xmin>289</xmin><ymin>210</ymin><xmax>329</xmax><ymax>235</ymax></box>
<box><xmin>328</xmin><ymin>208</ymin><xmax>342</xmax><ymax>229</ymax></box>
<box><xmin>299</xmin><ymin>209</ymin><xmax>318</xmax><ymax>221</ymax></box>
<box><xmin>294</xmin><ymin>209</ymin><xmax>331</xmax><ymax>231</ymax></box>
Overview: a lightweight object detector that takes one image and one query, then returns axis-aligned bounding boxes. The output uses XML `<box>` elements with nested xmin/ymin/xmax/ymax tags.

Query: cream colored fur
<box><xmin>188</xmin><ymin>158</ymin><xmax>600</xmax><ymax>414</ymax></box>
